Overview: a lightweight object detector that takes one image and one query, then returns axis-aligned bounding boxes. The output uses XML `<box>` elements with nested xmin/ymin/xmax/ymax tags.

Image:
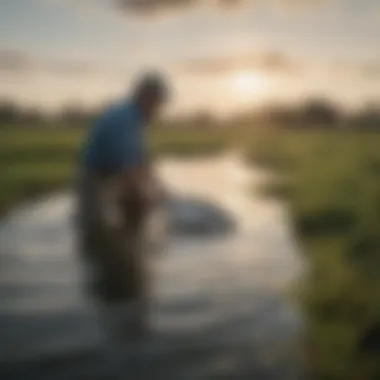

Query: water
<box><xmin>0</xmin><ymin>153</ymin><xmax>303</xmax><ymax>379</ymax></box>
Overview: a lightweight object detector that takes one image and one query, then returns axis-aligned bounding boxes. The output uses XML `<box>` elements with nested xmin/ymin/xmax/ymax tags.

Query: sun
<box><xmin>231</xmin><ymin>70</ymin><xmax>266</xmax><ymax>101</ymax></box>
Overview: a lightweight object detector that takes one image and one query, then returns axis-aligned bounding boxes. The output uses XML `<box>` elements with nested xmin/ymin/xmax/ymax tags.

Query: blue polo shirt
<box><xmin>81</xmin><ymin>101</ymin><xmax>145</xmax><ymax>174</ymax></box>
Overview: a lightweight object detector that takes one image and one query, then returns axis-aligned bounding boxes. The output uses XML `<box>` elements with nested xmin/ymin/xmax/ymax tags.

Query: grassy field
<box><xmin>0</xmin><ymin>125</ymin><xmax>252</xmax><ymax>216</ymax></box>
<box><xmin>2</xmin><ymin>125</ymin><xmax>380</xmax><ymax>378</ymax></box>
<box><xmin>247</xmin><ymin>129</ymin><xmax>380</xmax><ymax>379</ymax></box>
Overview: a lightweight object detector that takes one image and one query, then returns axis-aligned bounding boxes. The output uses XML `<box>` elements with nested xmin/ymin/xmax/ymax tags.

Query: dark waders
<box><xmin>77</xmin><ymin>173</ymin><xmax>150</xmax><ymax>341</ymax></box>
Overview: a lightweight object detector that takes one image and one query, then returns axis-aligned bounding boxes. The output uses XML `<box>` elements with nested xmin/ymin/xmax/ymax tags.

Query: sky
<box><xmin>0</xmin><ymin>0</ymin><xmax>380</xmax><ymax>115</ymax></box>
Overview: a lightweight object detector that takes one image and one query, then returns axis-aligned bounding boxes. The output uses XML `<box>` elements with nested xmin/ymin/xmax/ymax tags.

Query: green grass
<box><xmin>0</xmin><ymin>125</ymin><xmax>253</xmax><ymax>215</ymax></box>
<box><xmin>0</xmin><ymin>128</ymin><xmax>80</xmax><ymax>215</ymax></box>
<box><xmin>3</xmin><ymin>125</ymin><xmax>380</xmax><ymax>378</ymax></box>
<box><xmin>246</xmin><ymin>129</ymin><xmax>380</xmax><ymax>379</ymax></box>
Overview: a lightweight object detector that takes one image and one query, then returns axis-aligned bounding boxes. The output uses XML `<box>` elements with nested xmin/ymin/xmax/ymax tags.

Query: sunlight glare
<box><xmin>231</xmin><ymin>71</ymin><xmax>266</xmax><ymax>102</ymax></box>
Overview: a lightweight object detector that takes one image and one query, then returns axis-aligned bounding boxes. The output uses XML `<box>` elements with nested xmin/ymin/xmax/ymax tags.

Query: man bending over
<box><xmin>77</xmin><ymin>72</ymin><xmax>169</xmax><ymax>342</ymax></box>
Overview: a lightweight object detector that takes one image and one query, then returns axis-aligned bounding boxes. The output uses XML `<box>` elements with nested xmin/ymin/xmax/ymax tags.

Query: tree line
<box><xmin>0</xmin><ymin>100</ymin><xmax>97</xmax><ymax>127</ymax></box>
<box><xmin>1</xmin><ymin>97</ymin><xmax>380</xmax><ymax>130</ymax></box>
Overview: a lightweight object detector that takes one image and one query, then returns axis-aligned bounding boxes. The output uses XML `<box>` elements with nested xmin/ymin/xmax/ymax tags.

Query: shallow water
<box><xmin>0</xmin><ymin>153</ymin><xmax>303</xmax><ymax>379</ymax></box>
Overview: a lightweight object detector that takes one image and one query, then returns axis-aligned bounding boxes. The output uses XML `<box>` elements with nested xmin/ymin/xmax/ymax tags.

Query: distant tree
<box><xmin>20</xmin><ymin>107</ymin><xmax>45</xmax><ymax>125</ymax></box>
<box><xmin>59</xmin><ymin>103</ymin><xmax>94</xmax><ymax>126</ymax></box>
<box><xmin>300</xmin><ymin>98</ymin><xmax>341</xmax><ymax>127</ymax></box>
<box><xmin>260</xmin><ymin>103</ymin><xmax>301</xmax><ymax>128</ymax></box>
<box><xmin>0</xmin><ymin>99</ymin><xmax>20</xmax><ymax>126</ymax></box>
<box><xmin>350</xmin><ymin>102</ymin><xmax>380</xmax><ymax>130</ymax></box>
<box><xmin>189</xmin><ymin>110</ymin><xmax>217</xmax><ymax>129</ymax></box>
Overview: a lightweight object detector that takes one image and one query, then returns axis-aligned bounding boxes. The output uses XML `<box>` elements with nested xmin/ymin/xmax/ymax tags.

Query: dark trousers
<box><xmin>77</xmin><ymin>174</ymin><xmax>149</xmax><ymax>305</ymax></box>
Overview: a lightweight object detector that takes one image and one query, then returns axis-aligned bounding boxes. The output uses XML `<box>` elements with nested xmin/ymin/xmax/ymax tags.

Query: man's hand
<box><xmin>141</xmin><ymin>178</ymin><xmax>168</xmax><ymax>207</ymax></box>
<box><xmin>121</xmin><ymin>166</ymin><xmax>166</xmax><ymax>210</ymax></box>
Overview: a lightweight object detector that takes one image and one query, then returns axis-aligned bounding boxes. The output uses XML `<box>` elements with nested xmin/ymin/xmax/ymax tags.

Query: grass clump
<box><xmin>246</xmin><ymin>129</ymin><xmax>380</xmax><ymax>379</ymax></box>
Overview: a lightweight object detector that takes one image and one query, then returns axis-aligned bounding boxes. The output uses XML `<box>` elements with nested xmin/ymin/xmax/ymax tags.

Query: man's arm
<box><xmin>141</xmin><ymin>154</ymin><xmax>168</xmax><ymax>202</ymax></box>
<box><xmin>116</xmin><ymin>112</ymin><xmax>166</xmax><ymax>208</ymax></box>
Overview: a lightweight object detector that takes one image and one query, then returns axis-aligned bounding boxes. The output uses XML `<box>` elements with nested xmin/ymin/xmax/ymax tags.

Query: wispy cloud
<box><xmin>178</xmin><ymin>50</ymin><xmax>300</xmax><ymax>75</ymax></box>
<box><xmin>0</xmin><ymin>50</ymin><xmax>113</xmax><ymax>76</ymax></box>
<box><xmin>179</xmin><ymin>50</ymin><xmax>380</xmax><ymax>83</ymax></box>
<box><xmin>0</xmin><ymin>51</ymin><xmax>36</xmax><ymax>72</ymax></box>
<box><xmin>358</xmin><ymin>60</ymin><xmax>380</xmax><ymax>79</ymax></box>
<box><xmin>112</xmin><ymin>0</ymin><xmax>330</xmax><ymax>16</ymax></box>
<box><xmin>275</xmin><ymin>0</ymin><xmax>331</xmax><ymax>8</ymax></box>
<box><xmin>115</xmin><ymin>0</ymin><xmax>198</xmax><ymax>16</ymax></box>
<box><xmin>319</xmin><ymin>58</ymin><xmax>380</xmax><ymax>81</ymax></box>
<box><xmin>37</xmin><ymin>0</ymin><xmax>336</xmax><ymax>21</ymax></box>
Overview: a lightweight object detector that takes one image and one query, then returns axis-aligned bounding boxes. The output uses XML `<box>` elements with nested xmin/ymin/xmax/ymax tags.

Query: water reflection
<box><xmin>0</xmin><ymin>155</ymin><xmax>302</xmax><ymax>379</ymax></box>
<box><xmin>165</xmin><ymin>195</ymin><xmax>237</xmax><ymax>237</ymax></box>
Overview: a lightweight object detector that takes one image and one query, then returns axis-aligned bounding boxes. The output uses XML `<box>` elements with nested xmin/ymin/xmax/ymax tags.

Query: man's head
<box><xmin>132</xmin><ymin>72</ymin><xmax>169</xmax><ymax>122</ymax></box>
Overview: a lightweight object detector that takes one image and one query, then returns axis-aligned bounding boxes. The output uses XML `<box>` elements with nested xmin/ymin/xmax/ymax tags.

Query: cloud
<box><xmin>116</xmin><ymin>0</ymin><xmax>197</xmax><ymax>14</ymax></box>
<box><xmin>0</xmin><ymin>50</ymin><xmax>36</xmax><ymax>72</ymax></box>
<box><xmin>178</xmin><ymin>50</ymin><xmax>300</xmax><ymax>75</ymax></box>
<box><xmin>321</xmin><ymin>58</ymin><xmax>380</xmax><ymax>82</ymax></box>
<box><xmin>0</xmin><ymin>50</ymin><xmax>103</xmax><ymax>76</ymax></box>
<box><xmin>112</xmin><ymin>0</ymin><xmax>330</xmax><ymax>16</ymax></box>
<box><xmin>358</xmin><ymin>60</ymin><xmax>380</xmax><ymax>79</ymax></box>
<box><xmin>275</xmin><ymin>0</ymin><xmax>330</xmax><ymax>8</ymax></box>
<box><xmin>42</xmin><ymin>0</ymin><xmax>331</xmax><ymax>19</ymax></box>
